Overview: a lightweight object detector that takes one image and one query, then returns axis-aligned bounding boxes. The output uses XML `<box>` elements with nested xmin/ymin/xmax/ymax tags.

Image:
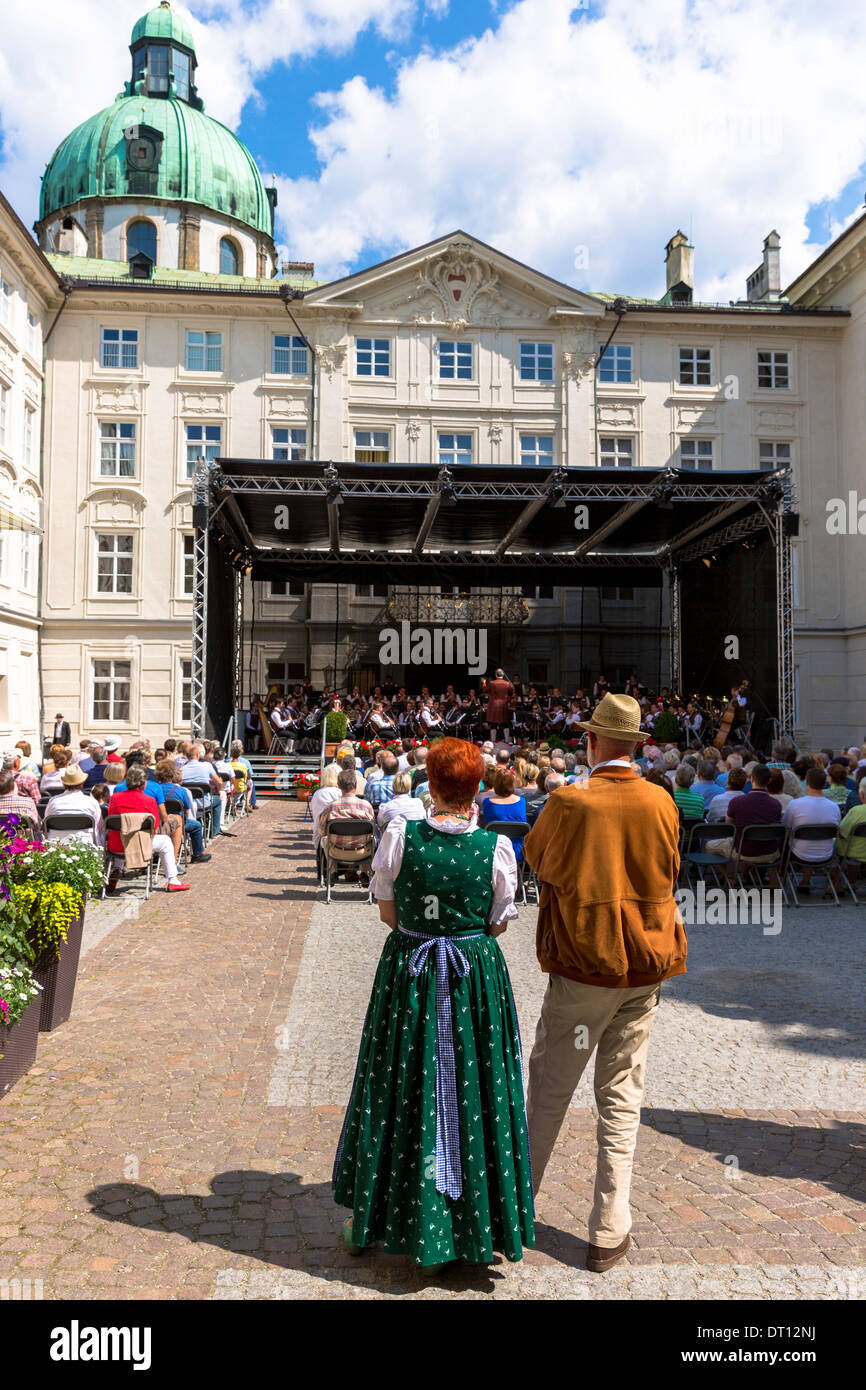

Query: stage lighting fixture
<box><xmin>701</xmin><ymin>557</ymin><xmax>712</xmax><ymax>568</ymax></box>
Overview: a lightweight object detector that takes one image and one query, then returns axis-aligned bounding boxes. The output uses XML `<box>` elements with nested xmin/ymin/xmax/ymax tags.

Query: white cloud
<box><xmin>273</xmin><ymin>0</ymin><xmax>866</xmax><ymax>297</ymax></box>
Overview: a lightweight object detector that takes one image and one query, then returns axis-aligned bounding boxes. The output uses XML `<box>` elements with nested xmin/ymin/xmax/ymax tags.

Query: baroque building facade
<box><xmin>5</xmin><ymin>1</ymin><xmax>865</xmax><ymax>748</ymax></box>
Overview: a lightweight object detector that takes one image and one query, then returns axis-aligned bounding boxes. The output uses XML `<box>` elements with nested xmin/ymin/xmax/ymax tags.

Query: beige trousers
<box><xmin>527</xmin><ymin>973</ymin><xmax>660</xmax><ymax>1248</ymax></box>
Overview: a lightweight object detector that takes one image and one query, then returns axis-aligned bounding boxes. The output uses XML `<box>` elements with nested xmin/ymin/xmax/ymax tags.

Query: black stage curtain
<box><xmin>205</xmin><ymin>536</ymin><xmax>236</xmax><ymax>740</ymax></box>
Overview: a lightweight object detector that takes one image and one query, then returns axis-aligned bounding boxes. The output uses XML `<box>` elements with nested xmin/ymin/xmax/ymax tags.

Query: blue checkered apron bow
<box><xmin>399</xmin><ymin>926</ymin><xmax>484</xmax><ymax>1201</ymax></box>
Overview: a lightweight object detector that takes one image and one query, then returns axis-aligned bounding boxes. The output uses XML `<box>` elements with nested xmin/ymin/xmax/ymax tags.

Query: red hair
<box><xmin>426</xmin><ymin>738</ymin><xmax>484</xmax><ymax>805</ymax></box>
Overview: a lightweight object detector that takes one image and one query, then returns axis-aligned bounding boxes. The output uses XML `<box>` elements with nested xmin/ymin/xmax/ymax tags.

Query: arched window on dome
<box><xmin>127</xmin><ymin>219</ymin><xmax>157</xmax><ymax>265</ymax></box>
<box><xmin>219</xmin><ymin>237</ymin><xmax>242</xmax><ymax>276</ymax></box>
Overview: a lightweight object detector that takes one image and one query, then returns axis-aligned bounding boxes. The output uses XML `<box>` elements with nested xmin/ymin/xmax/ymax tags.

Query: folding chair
<box><xmin>42</xmin><ymin>812</ymin><xmax>99</xmax><ymax>847</ymax></box>
<box><xmin>678</xmin><ymin>815</ymin><xmax>706</xmax><ymax>855</ymax></box>
<box><xmin>184</xmin><ymin>783</ymin><xmax>213</xmax><ymax>844</ymax></box>
<box><xmin>838</xmin><ymin>821</ymin><xmax>866</xmax><ymax>900</ymax></box>
<box><xmin>731</xmin><ymin>823</ymin><xmax>789</xmax><ymax>903</ymax></box>
<box><xmin>103</xmin><ymin>813</ymin><xmax>156</xmax><ymax>899</ymax></box>
<box><xmin>784</xmin><ymin>823</ymin><xmax>856</xmax><ymax>906</ymax></box>
<box><xmin>483</xmin><ymin>819</ymin><xmax>532</xmax><ymax>904</ymax></box>
<box><xmin>680</xmin><ymin>821</ymin><xmax>735</xmax><ymax>887</ymax></box>
<box><xmin>322</xmin><ymin>817</ymin><xmax>377</xmax><ymax>903</ymax></box>
<box><xmin>163</xmin><ymin>796</ymin><xmax>192</xmax><ymax>873</ymax></box>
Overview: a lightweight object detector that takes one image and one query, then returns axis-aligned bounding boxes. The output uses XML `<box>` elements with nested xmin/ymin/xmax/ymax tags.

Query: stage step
<box><xmin>247</xmin><ymin>753</ymin><xmax>320</xmax><ymax>798</ymax></box>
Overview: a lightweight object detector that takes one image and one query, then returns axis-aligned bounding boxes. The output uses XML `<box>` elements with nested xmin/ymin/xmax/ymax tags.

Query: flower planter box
<box><xmin>33</xmin><ymin>905</ymin><xmax>85</xmax><ymax>1033</ymax></box>
<box><xmin>0</xmin><ymin>995</ymin><xmax>41</xmax><ymax>1096</ymax></box>
<box><xmin>296</xmin><ymin>789</ymin><xmax>313</xmax><ymax>802</ymax></box>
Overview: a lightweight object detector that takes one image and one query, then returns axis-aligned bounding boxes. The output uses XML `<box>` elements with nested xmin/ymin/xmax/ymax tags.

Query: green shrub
<box><xmin>325</xmin><ymin>711</ymin><xmax>348</xmax><ymax>742</ymax></box>
<box><xmin>651</xmin><ymin>711</ymin><xmax>681</xmax><ymax>745</ymax></box>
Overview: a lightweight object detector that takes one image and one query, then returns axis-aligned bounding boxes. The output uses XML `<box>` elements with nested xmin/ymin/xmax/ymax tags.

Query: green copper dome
<box><xmin>131</xmin><ymin>3</ymin><xmax>196</xmax><ymax>52</ymax></box>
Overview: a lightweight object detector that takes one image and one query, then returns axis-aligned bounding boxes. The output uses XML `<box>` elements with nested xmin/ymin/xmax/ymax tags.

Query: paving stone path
<box><xmin>1</xmin><ymin>801</ymin><xmax>863</xmax><ymax>1300</ymax></box>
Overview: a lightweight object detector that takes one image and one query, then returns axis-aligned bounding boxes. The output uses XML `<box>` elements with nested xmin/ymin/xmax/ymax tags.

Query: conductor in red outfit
<box><xmin>485</xmin><ymin>668</ymin><xmax>515</xmax><ymax>742</ymax></box>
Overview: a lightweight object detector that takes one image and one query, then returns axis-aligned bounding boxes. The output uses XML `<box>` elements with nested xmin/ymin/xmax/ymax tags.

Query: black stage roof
<box><xmin>201</xmin><ymin>460</ymin><xmax>789</xmax><ymax>588</ymax></box>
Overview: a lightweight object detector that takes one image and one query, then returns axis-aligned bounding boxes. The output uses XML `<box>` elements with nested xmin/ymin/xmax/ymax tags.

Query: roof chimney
<box><xmin>746</xmin><ymin>230</ymin><xmax>781</xmax><ymax>302</ymax></box>
<box><xmin>664</xmin><ymin>231</ymin><xmax>694</xmax><ymax>305</ymax></box>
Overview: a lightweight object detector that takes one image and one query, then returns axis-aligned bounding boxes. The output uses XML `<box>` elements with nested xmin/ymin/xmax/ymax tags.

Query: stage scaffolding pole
<box><xmin>667</xmin><ymin>562</ymin><xmax>682</xmax><ymax>696</ymax></box>
<box><xmin>775</xmin><ymin>507</ymin><xmax>796</xmax><ymax>738</ymax></box>
<box><xmin>233</xmin><ymin>567</ymin><xmax>244</xmax><ymax>727</ymax></box>
<box><xmin>190</xmin><ymin>457</ymin><xmax>209</xmax><ymax>740</ymax></box>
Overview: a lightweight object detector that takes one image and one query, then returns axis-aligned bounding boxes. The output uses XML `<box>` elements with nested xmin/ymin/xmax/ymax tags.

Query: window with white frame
<box><xmin>265</xmin><ymin>659</ymin><xmax>305</xmax><ymax>690</ymax></box>
<box><xmin>185</xmin><ymin>330</ymin><xmax>223</xmax><ymax>373</ymax></box>
<box><xmin>599</xmin><ymin>436</ymin><xmax>634</xmax><ymax>467</ymax></box>
<box><xmin>99</xmin><ymin>421</ymin><xmax>136</xmax><ymax>477</ymax></box>
<box><xmin>269</xmin><ymin>579</ymin><xmax>305</xmax><ymax>597</ymax></box>
<box><xmin>20</xmin><ymin>531</ymin><xmax>36</xmax><ymax>593</ymax></box>
<box><xmin>23</xmin><ymin>405</ymin><xmax>34</xmax><ymax>471</ymax></box>
<box><xmin>25</xmin><ymin>308</ymin><xmax>39</xmax><ymax>357</ymax></box>
<box><xmin>437</xmin><ymin>432</ymin><xmax>472</xmax><ymax>467</ymax></box>
<box><xmin>680</xmin><ymin>438</ymin><xmax>714</xmax><ymax>470</ymax></box>
<box><xmin>437</xmin><ymin>340</ymin><xmax>473</xmax><ymax>380</ymax></box>
<box><xmin>91</xmin><ymin>658</ymin><xmax>131</xmax><ymax>722</ymax></box>
<box><xmin>180</xmin><ymin>658</ymin><xmax>193</xmax><ymax>725</ymax></box>
<box><xmin>354</xmin><ymin>582</ymin><xmax>388</xmax><ymax>598</ymax></box>
<box><xmin>100</xmin><ymin>327</ymin><xmax>138</xmax><ymax>369</ymax></box>
<box><xmin>272</xmin><ymin>334</ymin><xmax>309</xmax><ymax>375</ymax></box>
<box><xmin>0</xmin><ymin>383</ymin><xmax>7</xmax><ymax>451</ymax></box>
<box><xmin>355</xmin><ymin>337</ymin><xmax>391</xmax><ymax>377</ymax></box>
<box><xmin>185</xmin><ymin>423</ymin><xmax>221</xmax><ymax>478</ymax></box>
<box><xmin>354</xmin><ymin>429</ymin><xmax>390</xmax><ymax>463</ymax></box>
<box><xmin>757</xmin><ymin>350</ymin><xmax>789</xmax><ymax>389</ymax></box>
<box><xmin>519</xmin><ymin>342</ymin><xmax>554</xmax><ymax>382</ymax></box>
<box><xmin>520</xmin><ymin>434</ymin><xmax>554</xmax><ymax>467</ymax></box>
<box><xmin>678</xmin><ymin>347</ymin><xmax>712</xmax><ymax>386</ymax></box>
<box><xmin>95</xmin><ymin>533</ymin><xmax>134</xmax><ymax>594</ymax></box>
<box><xmin>597</xmin><ymin>343</ymin><xmax>633</xmax><ymax>383</ymax></box>
<box><xmin>272</xmin><ymin>427</ymin><xmax>307</xmax><ymax>461</ymax></box>
<box><xmin>182</xmin><ymin>534</ymin><xmax>195</xmax><ymax>595</ymax></box>
<box><xmin>758</xmin><ymin>440</ymin><xmax>791</xmax><ymax>468</ymax></box>
<box><xmin>0</xmin><ymin>273</ymin><xmax>12</xmax><ymax>326</ymax></box>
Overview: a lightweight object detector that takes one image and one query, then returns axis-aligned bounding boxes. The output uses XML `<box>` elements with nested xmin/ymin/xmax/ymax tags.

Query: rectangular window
<box><xmin>519</xmin><ymin>341</ymin><xmax>554</xmax><ymax>382</ymax></box>
<box><xmin>680</xmin><ymin>438</ymin><xmax>714</xmax><ymax>471</ymax></box>
<box><xmin>148</xmin><ymin>43</ymin><xmax>170</xmax><ymax>92</ymax></box>
<box><xmin>265</xmin><ymin>659</ymin><xmax>306</xmax><ymax>689</ymax></box>
<box><xmin>99</xmin><ymin>421</ymin><xmax>136</xmax><ymax>477</ymax></box>
<box><xmin>272</xmin><ymin>333</ymin><xmax>309</xmax><ymax>375</ymax></box>
<box><xmin>272</xmin><ymin>427</ymin><xmax>307</xmax><ymax>461</ymax></box>
<box><xmin>20</xmin><ymin>533</ymin><xmax>36</xmax><ymax>593</ymax></box>
<box><xmin>100</xmin><ymin>327</ymin><xmax>138</xmax><ymax>369</ymax></box>
<box><xmin>96</xmin><ymin>533</ymin><xmax>134</xmax><ymax>594</ymax></box>
<box><xmin>601</xmin><ymin>586</ymin><xmax>635</xmax><ymax>601</ymax></box>
<box><xmin>0</xmin><ymin>273</ymin><xmax>12</xmax><ymax>326</ymax></box>
<box><xmin>521</xmin><ymin>584</ymin><xmax>554</xmax><ymax>600</ymax></box>
<box><xmin>185</xmin><ymin>330</ymin><xmax>223</xmax><ymax>373</ymax></box>
<box><xmin>23</xmin><ymin>405</ymin><xmax>34</xmax><ymax>471</ymax></box>
<box><xmin>757</xmin><ymin>350</ymin><xmax>790</xmax><ymax>389</ymax></box>
<box><xmin>185</xmin><ymin>423</ymin><xmax>222</xmax><ymax>478</ymax></box>
<box><xmin>527</xmin><ymin>660</ymin><xmax>549</xmax><ymax>684</ymax></box>
<box><xmin>599</xmin><ymin>436</ymin><xmax>634</xmax><ymax>467</ymax></box>
<box><xmin>92</xmin><ymin>658</ymin><xmax>131</xmax><ymax>722</ymax></box>
<box><xmin>758</xmin><ymin>440</ymin><xmax>792</xmax><ymax>468</ymax></box>
<box><xmin>437</xmin><ymin>340</ymin><xmax>473</xmax><ymax>380</ymax></box>
<box><xmin>354</xmin><ymin>429</ymin><xmax>390</xmax><ymax>463</ymax></box>
<box><xmin>437</xmin><ymin>432</ymin><xmax>472</xmax><ymax>467</ymax></box>
<box><xmin>26</xmin><ymin>307</ymin><xmax>39</xmax><ymax>357</ymax></box>
<box><xmin>597</xmin><ymin>343</ymin><xmax>633</xmax><ymax>383</ymax></box>
<box><xmin>182</xmin><ymin>534</ymin><xmax>195</xmax><ymax>596</ymax></box>
<box><xmin>520</xmin><ymin>434</ymin><xmax>554</xmax><ymax>467</ymax></box>
<box><xmin>355</xmin><ymin>337</ymin><xmax>391</xmax><ymax>377</ymax></box>
<box><xmin>269</xmin><ymin>579</ymin><xmax>306</xmax><ymax>597</ymax></box>
<box><xmin>180</xmin><ymin>658</ymin><xmax>193</xmax><ymax>724</ymax></box>
<box><xmin>354</xmin><ymin>582</ymin><xmax>388</xmax><ymax>598</ymax></box>
<box><xmin>172</xmin><ymin>47</ymin><xmax>190</xmax><ymax>101</ymax></box>
<box><xmin>678</xmin><ymin>347</ymin><xmax>712</xmax><ymax>386</ymax></box>
<box><xmin>0</xmin><ymin>383</ymin><xmax>7</xmax><ymax>450</ymax></box>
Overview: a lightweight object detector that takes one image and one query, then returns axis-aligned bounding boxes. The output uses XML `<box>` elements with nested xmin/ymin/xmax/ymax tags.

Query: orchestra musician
<box><xmin>418</xmin><ymin>697</ymin><xmax>446</xmax><ymax>737</ymax></box>
<box><xmin>547</xmin><ymin>700</ymin><xmax>566</xmax><ymax>735</ymax></box>
<box><xmin>269</xmin><ymin>697</ymin><xmax>297</xmax><ymax>753</ymax></box>
<box><xmin>369</xmin><ymin>701</ymin><xmax>398</xmax><ymax>739</ymax></box>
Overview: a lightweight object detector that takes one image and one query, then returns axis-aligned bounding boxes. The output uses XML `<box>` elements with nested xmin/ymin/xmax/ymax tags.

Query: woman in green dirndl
<box><xmin>333</xmin><ymin>737</ymin><xmax>535</xmax><ymax>1271</ymax></box>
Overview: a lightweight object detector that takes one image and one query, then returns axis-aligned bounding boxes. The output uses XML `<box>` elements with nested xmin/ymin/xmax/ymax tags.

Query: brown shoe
<box><xmin>586</xmin><ymin>1234</ymin><xmax>630</xmax><ymax>1273</ymax></box>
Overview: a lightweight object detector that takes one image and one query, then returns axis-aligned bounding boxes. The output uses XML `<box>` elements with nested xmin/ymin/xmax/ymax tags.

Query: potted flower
<box><xmin>6</xmin><ymin>840</ymin><xmax>103</xmax><ymax>1032</ymax></box>
<box><xmin>295</xmin><ymin>771</ymin><xmax>321</xmax><ymax>801</ymax></box>
<box><xmin>324</xmin><ymin>710</ymin><xmax>348</xmax><ymax>757</ymax></box>
<box><xmin>0</xmin><ymin>896</ymin><xmax>42</xmax><ymax>1094</ymax></box>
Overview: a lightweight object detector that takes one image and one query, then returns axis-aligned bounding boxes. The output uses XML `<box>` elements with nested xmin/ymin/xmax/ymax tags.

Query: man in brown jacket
<box><xmin>523</xmin><ymin>692</ymin><xmax>685</xmax><ymax>1272</ymax></box>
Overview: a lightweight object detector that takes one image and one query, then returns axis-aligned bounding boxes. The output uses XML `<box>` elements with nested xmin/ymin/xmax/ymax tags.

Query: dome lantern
<box><xmin>129</xmin><ymin>3</ymin><xmax>200</xmax><ymax>107</ymax></box>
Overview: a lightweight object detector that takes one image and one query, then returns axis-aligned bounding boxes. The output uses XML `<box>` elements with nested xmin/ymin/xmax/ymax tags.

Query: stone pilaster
<box><xmin>179</xmin><ymin>208</ymin><xmax>200</xmax><ymax>271</ymax></box>
<box><xmin>85</xmin><ymin>205</ymin><xmax>104</xmax><ymax>260</ymax></box>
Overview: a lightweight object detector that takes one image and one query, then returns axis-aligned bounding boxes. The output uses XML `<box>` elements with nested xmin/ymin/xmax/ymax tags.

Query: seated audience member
<box><xmin>0</xmin><ymin>768</ymin><xmax>40</xmax><ymax>831</ymax></box>
<box><xmin>516</xmin><ymin>762</ymin><xmax>545</xmax><ymax>809</ymax></box>
<box><xmin>843</xmin><ymin>766</ymin><xmax>866</xmax><ymax>815</ymax></box>
<box><xmin>783</xmin><ymin>767</ymin><xmax>843</xmax><ymax>894</ymax></box>
<box><xmin>673</xmin><ymin>764</ymin><xmax>705</xmax><ymax>818</ymax></box>
<box><xmin>377</xmin><ymin>770</ymin><xmax>426</xmax><ymax>830</ymax></box>
<box><xmin>707</xmin><ymin>763</ymin><xmax>782</xmax><ymax>872</ymax></box>
<box><xmin>310</xmin><ymin>764</ymin><xmax>342</xmax><ymax>849</ymax></box>
<box><xmin>82</xmin><ymin>743</ymin><xmax>109</xmax><ymax>791</ymax></box>
<box><xmin>14</xmin><ymin>740</ymin><xmax>41</xmax><ymax>778</ymax></box>
<box><xmin>365</xmin><ymin>749</ymin><xmax>387</xmax><ymax>783</ymax></box>
<box><xmin>836</xmin><ymin>779</ymin><xmax>866</xmax><ymax>885</ymax></box>
<box><xmin>823</xmin><ymin>763</ymin><xmax>851</xmax><ymax>805</ymax></box>
<box><xmin>708</xmin><ymin>767</ymin><xmax>747</xmax><ymax>820</ymax></box>
<box><xmin>103</xmin><ymin>737</ymin><xmax>124</xmax><ymax>764</ymax></box>
<box><xmin>229</xmin><ymin>739</ymin><xmax>256</xmax><ymax>810</ymax></box>
<box><xmin>482</xmin><ymin>768</ymin><xmax>528</xmax><ymax>863</ymax></box>
<box><xmin>411</xmin><ymin>746</ymin><xmax>429</xmax><ymax>797</ymax></box>
<box><xmin>40</xmin><ymin>747</ymin><xmax>72</xmax><ymax>797</ymax></box>
<box><xmin>693</xmin><ymin>759</ymin><xmax>721</xmax><ymax>812</ymax></box>
<box><xmin>104</xmin><ymin>762</ymin><xmax>125</xmax><ymax>788</ymax></box>
<box><xmin>530</xmin><ymin>770</ymin><xmax>565</xmax><ymax>823</ymax></box>
<box><xmin>181</xmin><ymin>743</ymin><xmax>224</xmax><ymax>837</ymax></box>
<box><xmin>767</xmin><ymin>768</ymin><xmax>793</xmax><ymax>811</ymax></box>
<box><xmin>43</xmin><ymin>764</ymin><xmax>102</xmax><ymax>847</ymax></box>
<box><xmin>3</xmin><ymin>750</ymin><xmax>39</xmax><ymax>804</ymax></box>
<box><xmin>644</xmin><ymin>767</ymin><xmax>675</xmax><ymax>799</ymax></box>
<box><xmin>317</xmin><ymin>768</ymin><xmax>377</xmax><ymax>885</ymax></box>
<box><xmin>105</xmin><ymin>764</ymin><xmax>189</xmax><ymax>893</ymax></box>
<box><xmin>72</xmin><ymin>738</ymin><xmax>93</xmax><ymax>768</ymax></box>
<box><xmin>116</xmin><ymin>751</ymin><xmax>183</xmax><ymax>856</ymax></box>
<box><xmin>154</xmin><ymin>759</ymin><xmax>212</xmax><ymax>864</ymax></box>
<box><xmin>366</xmin><ymin>752</ymin><xmax>398</xmax><ymax>807</ymax></box>
<box><xmin>397</xmin><ymin>738</ymin><xmax>414</xmax><ymax>773</ymax></box>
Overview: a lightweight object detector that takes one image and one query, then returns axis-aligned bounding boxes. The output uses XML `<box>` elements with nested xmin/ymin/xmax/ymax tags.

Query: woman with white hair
<box><xmin>310</xmin><ymin>763</ymin><xmax>341</xmax><ymax>850</ymax></box>
<box><xmin>377</xmin><ymin>770</ymin><xmax>426</xmax><ymax>830</ymax></box>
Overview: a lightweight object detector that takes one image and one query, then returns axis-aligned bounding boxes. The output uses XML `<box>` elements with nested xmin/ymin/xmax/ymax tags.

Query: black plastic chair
<box><xmin>680</xmin><ymin>821</ymin><xmax>735</xmax><ymax>886</ymax></box>
<box><xmin>732</xmin><ymin>823</ymin><xmax>789</xmax><ymax>901</ymax></box>
<box><xmin>678</xmin><ymin>815</ymin><xmax>706</xmax><ymax>853</ymax></box>
<box><xmin>162</xmin><ymin>796</ymin><xmax>192</xmax><ymax>872</ymax></box>
<box><xmin>103</xmin><ymin>812</ymin><xmax>157</xmax><ymax>898</ymax></box>
<box><xmin>838</xmin><ymin>821</ymin><xmax>866</xmax><ymax>899</ymax></box>
<box><xmin>43</xmin><ymin>812</ymin><xmax>99</xmax><ymax>846</ymax></box>
<box><xmin>183</xmin><ymin>783</ymin><xmax>213</xmax><ymax>843</ymax></box>
<box><xmin>784</xmin><ymin>823</ymin><xmax>855</xmax><ymax>906</ymax></box>
<box><xmin>322</xmin><ymin>817</ymin><xmax>377</xmax><ymax>903</ymax></box>
<box><xmin>483</xmin><ymin>819</ymin><xmax>532</xmax><ymax>904</ymax></box>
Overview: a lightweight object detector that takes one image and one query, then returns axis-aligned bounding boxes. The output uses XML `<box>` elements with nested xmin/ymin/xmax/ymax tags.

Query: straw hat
<box><xmin>61</xmin><ymin>764</ymin><xmax>87</xmax><ymax>787</ymax></box>
<box><xmin>576</xmin><ymin>693</ymin><xmax>645</xmax><ymax>740</ymax></box>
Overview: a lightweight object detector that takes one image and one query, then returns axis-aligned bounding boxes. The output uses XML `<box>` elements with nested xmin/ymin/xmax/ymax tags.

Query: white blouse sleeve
<box><xmin>371</xmin><ymin>816</ymin><xmax>408</xmax><ymax>901</ymax></box>
<box><xmin>490</xmin><ymin>834</ymin><xmax>520</xmax><ymax>924</ymax></box>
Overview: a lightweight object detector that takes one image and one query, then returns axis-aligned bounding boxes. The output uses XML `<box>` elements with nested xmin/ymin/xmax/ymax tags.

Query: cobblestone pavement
<box><xmin>1</xmin><ymin>801</ymin><xmax>863</xmax><ymax>1301</ymax></box>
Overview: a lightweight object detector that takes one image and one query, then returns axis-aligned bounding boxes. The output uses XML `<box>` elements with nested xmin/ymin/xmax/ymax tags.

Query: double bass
<box><xmin>713</xmin><ymin>680</ymin><xmax>750</xmax><ymax>750</ymax></box>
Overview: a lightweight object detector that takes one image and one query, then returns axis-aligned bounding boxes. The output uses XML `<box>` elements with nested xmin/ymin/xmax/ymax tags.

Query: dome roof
<box><xmin>39</xmin><ymin>94</ymin><xmax>273</xmax><ymax>238</ymax></box>
<box><xmin>131</xmin><ymin>3</ymin><xmax>195</xmax><ymax>53</ymax></box>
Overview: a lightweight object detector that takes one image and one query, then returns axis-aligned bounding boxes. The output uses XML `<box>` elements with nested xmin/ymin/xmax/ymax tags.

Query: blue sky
<box><xmin>2</xmin><ymin>0</ymin><xmax>866</xmax><ymax>296</ymax></box>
